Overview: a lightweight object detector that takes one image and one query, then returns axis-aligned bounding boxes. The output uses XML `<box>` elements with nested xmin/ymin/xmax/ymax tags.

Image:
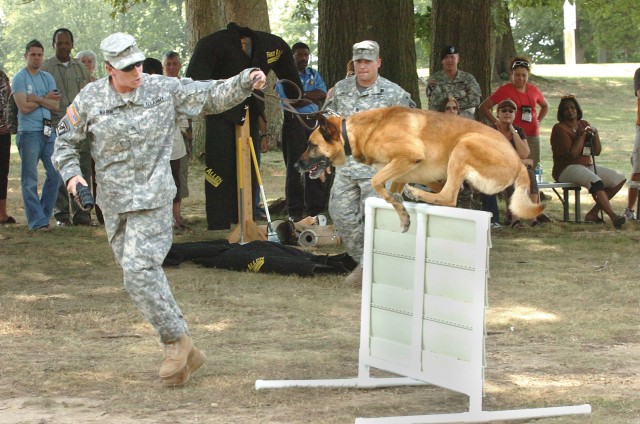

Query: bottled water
<box><xmin>535</xmin><ymin>163</ymin><xmax>543</xmax><ymax>183</ymax></box>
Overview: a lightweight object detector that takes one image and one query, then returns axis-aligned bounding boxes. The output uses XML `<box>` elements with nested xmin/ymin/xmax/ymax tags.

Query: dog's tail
<box><xmin>509</xmin><ymin>165</ymin><xmax>545</xmax><ymax>220</ymax></box>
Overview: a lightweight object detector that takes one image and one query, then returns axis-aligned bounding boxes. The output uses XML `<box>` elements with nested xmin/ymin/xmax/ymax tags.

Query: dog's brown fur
<box><xmin>295</xmin><ymin>106</ymin><xmax>544</xmax><ymax>232</ymax></box>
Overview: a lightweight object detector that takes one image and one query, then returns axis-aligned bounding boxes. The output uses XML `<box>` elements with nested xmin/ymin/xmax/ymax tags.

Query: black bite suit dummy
<box><xmin>186</xmin><ymin>22</ymin><xmax>302</xmax><ymax>230</ymax></box>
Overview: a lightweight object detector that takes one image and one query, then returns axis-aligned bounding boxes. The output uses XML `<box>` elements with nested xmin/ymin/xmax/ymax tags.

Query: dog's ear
<box><xmin>319</xmin><ymin>115</ymin><xmax>340</xmax><ymax>143</ymax></box>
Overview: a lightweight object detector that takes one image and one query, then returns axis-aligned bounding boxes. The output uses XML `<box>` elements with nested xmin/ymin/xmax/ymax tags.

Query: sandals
<box><xmin>510</xmin><ymin>220</ymin><xmax>524</xmax><ymax>229</ymax></box>
<box><xmin>0</xmin><ymin>216</ymin><xmax>17</xmax><ymax>224</ymax></box>
<box><xmin>584</xmin><ymin>216</ymin><xmax>605</xmax><ymax>224</ymax></box>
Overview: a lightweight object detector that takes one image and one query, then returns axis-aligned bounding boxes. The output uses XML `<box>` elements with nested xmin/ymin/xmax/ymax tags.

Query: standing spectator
<box><xmin>624</xmin><ymin>67</ymin><xmax>640</xmax><ymax>220</ymax></box>
<box><xmin>143</xmin><ymin>57</ymin><xmax>186</xmax><ymax>229</ymax></box>
<box><xmin>479</xmin><ymin>57</ymin><xmax>549</xmax><ymax>170</ymax></box>
<box><xmin>0</xmin><ymin>68</ymin><xmax>16</xmax><ymax>224</ymax></box>
<box><xmin>325</xmin><ymin>40</ymin><xmax>415</xmax><ymax>284</ymax></box>
<box><xmin>76</xmin><ymin>50</ymin><xmax>102</xmax><ymax>224</ymax></box>
<box><xmin>162</xmin><ymin>51</ymin><xmax>192</xmax><ymax>229</ymax></box>
<box><xmin>550</xmin><ymin>96</ymin><xmax>626</xmax><ymax>229</ymax></box>
<box><xmin>427</xmin><ymin>46</ymin><xmax>481</xmax><ymax>119</ymax></box>
<box><xmin>276</xmin><ymin>42</ymin><xmax>328</xmax><ymax>221</ymax></box>
<box><xmin>428</xmin><ymin>47</ymin><xmax>481</xmax><ymax>208</ymax></box>
<box><xmin>185</xmin><ymin>22</ymin><xmax>302</xmax><ymax>230</ymax></box>
<box><xmin>76</xmin><ymin>50</ymin><xmax>98</xmax><ymax>82</ymax></box>
<box><xmin>41</xmin><ymin>28</ymin><xmax>91</xmax><ymax>226</ymax></box>
<box><xmin>142</xmin><ymin>57</ymin><xmax>163</xmax><ymax>74</ymax></box>
<box><xmin>12</xmin><ymin>39</ymin><xmax>61</xmax><ymax>231</ymax></box>
<box><xmin>53</xmin><ymin>32</ymin><xmax>266</xmax><ymax>386</ymax></box>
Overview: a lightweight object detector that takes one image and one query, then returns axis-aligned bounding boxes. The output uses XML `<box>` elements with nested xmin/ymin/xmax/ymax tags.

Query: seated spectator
<box><xmin>438</xmin><ymin>96</ymin><xmax>485</xmax><ymax>217</ymax></box>
<box><xmin>550</xmin><ymin>95</ymin><xmax>626</xmax><ymax>229</ymax></box>
<box><xmin>440</xmin><ymin>96</ymin><xmax>460</xmax><ymax>114</ymax></box>
<box><xmin>493</xmin><ymin>99</ymin><xmax>542</xmax><ymax>227</ymax></box>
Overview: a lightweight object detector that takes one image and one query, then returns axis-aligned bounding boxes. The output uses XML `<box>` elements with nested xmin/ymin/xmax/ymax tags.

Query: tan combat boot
<box><xmin>344</xmin><ymin>264</ymin><xmax>363</xmax><ymax>286</ymax></box>
<box><xmin>159</xmin><ymin>334</ymin><xmax>206</xmax><ymax>387</ymax></box>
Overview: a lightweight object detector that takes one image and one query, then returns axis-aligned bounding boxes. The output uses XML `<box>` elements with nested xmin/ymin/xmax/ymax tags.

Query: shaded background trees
<box><xmin>317</xmin><ymin>0</ymin><xmax>420</xmax><ymax>108</ymax></box>
<box><xmin>0</xmin><ymin>0</ymin><xmax>188</xmax><ymax>76</ymax></box>
<box><xmin>430</xmin><ymin>0</ymin><xmax>492</xmax><ymax>101</ymax></box>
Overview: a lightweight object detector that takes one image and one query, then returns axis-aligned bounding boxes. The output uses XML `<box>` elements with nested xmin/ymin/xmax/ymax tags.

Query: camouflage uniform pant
<box><xmin>328</xmin><ymin>170</ymin><xmax>378</xmax><ymax>264</ymax></box>
<box><xmin>103</xmin><ymin>203</ymin><xmax>188</xmax><ymax>343</ymax></box>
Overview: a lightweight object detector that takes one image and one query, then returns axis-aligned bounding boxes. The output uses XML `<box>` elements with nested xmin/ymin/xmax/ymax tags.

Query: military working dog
<box><xmin>294</xmin><ymin>106</ymin><xmax>544</xmax><ymax>232</ymax></box>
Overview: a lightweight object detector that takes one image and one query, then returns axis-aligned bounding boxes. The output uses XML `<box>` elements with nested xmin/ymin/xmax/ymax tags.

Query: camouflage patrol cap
<box><xmin>352</xmin><ymin>40</ymin><xmax>379</xmax><ymax>61</ymax></box>
<box><xmin>100</xmin><ymin>32</ymin><xmax>145</xmax><ymax>70</ymax></box>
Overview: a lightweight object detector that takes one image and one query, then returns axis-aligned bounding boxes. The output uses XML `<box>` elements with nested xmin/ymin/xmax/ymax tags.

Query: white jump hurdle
<box><xmin>256</xmin><ymin>197</ymin><xmax>591</xmax><ymax>423</ymax></box>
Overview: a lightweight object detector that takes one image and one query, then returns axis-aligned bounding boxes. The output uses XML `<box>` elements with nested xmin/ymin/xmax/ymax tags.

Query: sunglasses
<box><xmin>561</xmin><ymin>94</ymin><xmax>576</xmax><ymax>99</ymax></box>
<box><xmin>120</xmin><ymin>61</ymin><xmax>143</xmax><ymax>72</ymax></box>
<box><xmin>499</xmin><ymin>108</ymin><xmax>515</xmax><ymax>113</ymax></box>
<box><xmin>512</xmin><ymin>60</ymin><xmax>530</xmax><ymax>69</ymax></box>
<box><xmin>445</xmin><ymin>106</ymin><xmax>459</xmax><ymax>111</ymax></box>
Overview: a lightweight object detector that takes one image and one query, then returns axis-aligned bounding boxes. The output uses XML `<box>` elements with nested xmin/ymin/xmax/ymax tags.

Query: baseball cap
<box><xmin>497</xmin><ymin>99</ymin><xmax>517</xmax><ymax>110</ymax></box>
<box><xmin>100</xmin><ymin>33</ymin><xmax>145</xmax><ymax>70</ymax></box>
<box><xmin>352</xmin><ymin>40</ymin><xmax>379</xmax><ymax>61</ymax></box>
<box><xmin>440</xmin><ymin>45</ymin><xmax>459</xmax><ymax>60</ymax></box>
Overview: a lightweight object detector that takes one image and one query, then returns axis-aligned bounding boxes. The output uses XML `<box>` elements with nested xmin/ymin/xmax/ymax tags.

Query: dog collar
<box><xmin>341</xmin><ymin>119</ymin><xmax>352</xmax><ymax>156</ymax></box>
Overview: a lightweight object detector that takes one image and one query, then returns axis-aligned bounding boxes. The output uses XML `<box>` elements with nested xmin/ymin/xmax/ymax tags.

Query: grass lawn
<box><xmin>0</xmin><ymin>66</ymin><xmax>639</xmax><ymax>423</ymax></box>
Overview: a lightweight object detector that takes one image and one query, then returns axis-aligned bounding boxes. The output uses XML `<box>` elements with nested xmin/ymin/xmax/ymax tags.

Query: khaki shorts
<box><xmin>558</xmin><ymin>163</ymin><xmax>625</xmax><ymax>190</ymax></box>
<box><xmin>631</xmin><ymin>125</ymin><xmax>640</xmax><ymax>174</ymax></box>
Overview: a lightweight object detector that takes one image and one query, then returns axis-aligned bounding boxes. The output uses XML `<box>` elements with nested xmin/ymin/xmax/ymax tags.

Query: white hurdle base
<box><xmin>256</xmin><ymin>379</ymin><xmax>591</xmax><ymax>423</ymax></box>
<box><xmin>354</xmin><ymin>404</ymin><xmax>592</xmax><ymax>424</ymax></box>
<box><xmin>256</xmin><ymin>376</ymin><xmax>428</xmax><ymax>390</ymax></box>
<box><xmin>256</xmin><ymin>199</ymin><xmax>591</xmax><ymax>423</ymax></box>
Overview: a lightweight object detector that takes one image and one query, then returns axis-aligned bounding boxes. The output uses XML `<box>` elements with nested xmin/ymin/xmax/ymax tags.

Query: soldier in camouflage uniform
<box><xmin>53</xmin><ymin>33</ymin><xmax>267</xmax><ymax>387</ymax></box>
<box><xmin>427</xmin><ymin>46</ymin><xmax>482</xmax><ymax>210</ymax></box>
<box><xmin>324</xmin><ymin>40</ymin><xmax>415</xmax><ymax>285</ymax></box>
<box><xmin>426</xmin><ymin>46</ymin><xmax>481</xmax><ymax>120</ymax></box>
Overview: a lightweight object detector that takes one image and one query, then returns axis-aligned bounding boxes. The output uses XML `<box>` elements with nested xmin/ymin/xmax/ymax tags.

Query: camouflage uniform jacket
<box><xmin>53</xmin><ymin>69</ymin><xmax>257</xmax><ymax>213</ymax></box>
<box><xmin>324</xmin><ymin>75</ymin><xmax>415</xmax><ymax>178</ymax></box>
<box><xmin>426</xmin><ymin>70</ymin><xmax>481</xmax><ymax>119</ymax></box>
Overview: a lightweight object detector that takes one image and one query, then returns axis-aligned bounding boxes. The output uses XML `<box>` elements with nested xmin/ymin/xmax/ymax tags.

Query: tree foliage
<box><xmin>511</xmin><ymin>4</ymin><xmax>564</xmax><ymax>63</ymax></box>
<box><xmin>0</xmin><ymin>0</ymin><xmax>187</xmax><ymax>76</ymax></box>
<box><xmin>581</xmin><ymin>0</ymin><xmax>640</xmax><ymax>61</ymax></box>
<box><xmin>267</xmin><ymin>0</ymin><xmax>318</xmax><ymax>65</ymax></box>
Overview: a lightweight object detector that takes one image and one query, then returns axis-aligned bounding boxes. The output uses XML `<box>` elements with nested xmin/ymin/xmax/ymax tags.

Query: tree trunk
<box><xmin>186</xmin><ymin>0</ymin><xmax>278</xmax><ymax>156</ymax></box>
<box><xmin>492</xmin><ymin>0</ymin><xmax>517</xmax><ymax>81</ymax></box>
<box><xmin>317</xmin><ymin>0</ymin><xmax>421</xmax><ymax>108</ymax></box>
<box><xmin>431</xmin><ymin>0</ymin><xmax>492</xmax><ymax>106</ymax></box>
<box><xmin>186</xmin><ymin>0</ymin><xmax>225</xmax><ymax>54</ymax></box>
<box><xmin>186</xmin><ymin>0</ymin><xmax>225</xmax><ymax>159</ymax></box>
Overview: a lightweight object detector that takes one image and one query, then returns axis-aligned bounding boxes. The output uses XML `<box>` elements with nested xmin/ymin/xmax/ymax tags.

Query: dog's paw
<box><xmin>398</xmin><ymin>210</ymin><xmax>411</xmax><ymax>233</ymax></box>
<box><xmin>403</xmin><ymin>186</ymin><xmax>419</xmax><ymax>201</ymax></box>
<box><xmin>391</xmin><ymin>192</ymin><xmax>405</xmax><ymax>203</ymax></box>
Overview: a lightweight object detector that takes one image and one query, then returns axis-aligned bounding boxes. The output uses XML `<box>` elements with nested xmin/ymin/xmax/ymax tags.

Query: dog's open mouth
<box><xmin>308</xmin><ymin>159</ymin><xmax>328</xmax><ymax>179</ymax></box>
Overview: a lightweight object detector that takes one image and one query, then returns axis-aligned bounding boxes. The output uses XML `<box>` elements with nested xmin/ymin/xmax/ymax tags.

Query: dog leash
<box><xmin>251</xmin><ymin>79</ymin><xmax>338</xmax><ymax>131</ymax></box>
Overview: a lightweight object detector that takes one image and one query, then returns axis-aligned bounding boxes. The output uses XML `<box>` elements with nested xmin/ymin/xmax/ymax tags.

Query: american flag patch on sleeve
<box><xmin>66</xmin><ymin>104</ymin><xmax>81</xmax><ymax>126</ymax></box>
